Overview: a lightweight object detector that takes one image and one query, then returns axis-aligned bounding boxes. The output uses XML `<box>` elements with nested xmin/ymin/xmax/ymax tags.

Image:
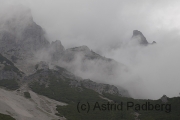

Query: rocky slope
<box><xmin>27</xmin><ymin>63</ymin><xmax>121</xmax><ymax>96</ymax></box>
<box><xmin>0</xmin><ymin>88</ymin><xmax>66</xmax><ymax>120</ymax></box>
<box><xmin>0</xmin><ymin>54</ymin><xmax>24</xmax><ymax>90</ymax></box>
<box><xmin>0</xmin><ymin>53</ymin><xmax>122</xmax><ymax>120</ymax></box>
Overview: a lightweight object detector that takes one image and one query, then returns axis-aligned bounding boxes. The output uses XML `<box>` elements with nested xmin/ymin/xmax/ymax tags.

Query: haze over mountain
<box><xmin>0</xmin><ymin>1</ymin><xmax>180</xmax><ymax>120</ymax></box>
<box><xmin>0</xmin><ymin>0</ymin><xmax>180</xmax><ymax>99</ymax></box>
<box><xmin>0</xmin><ymin>3</ymin><xmax>129</xmax><ymax>94</ymax></box>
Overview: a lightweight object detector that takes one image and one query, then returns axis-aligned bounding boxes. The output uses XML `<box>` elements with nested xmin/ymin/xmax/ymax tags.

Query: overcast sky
<box><xmin>1</xmin><ymin>0</ymin><xmax>180</xmax><ymax>99</ymax></box>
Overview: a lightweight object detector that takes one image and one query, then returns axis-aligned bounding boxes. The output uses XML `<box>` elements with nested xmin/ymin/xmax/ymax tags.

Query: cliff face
<box><xmin>49</xmin><ymin>40</ymin><xmax>65</xmax><ymax>61</ymax></box>
<box><xmin>0</xmin><ymin>7</ymin><xmax>49</xmax><ymax>55</ymax></box>
<box><xmin>0</xmin><ymin>54</ymin><xmax>24</xmax><ymax>90</ymax></box>
<box><xmin>0</xmin><ymin>54</ymin><xmax>23</xmax><ymax>79</ymax></box>
<box><xmin>0</xmin><ymin>6</ymin><xmax>51</xmax><ymax>75</ymax></box>
<box><xmin>132</xmin><ymin>30</ymin><xmax>149</xmax><ymax>45</ymax></box>
<box><xmin>132</xmin><ymin>30</ymin><xmax>156</xmax><ymax>45</ymax></box>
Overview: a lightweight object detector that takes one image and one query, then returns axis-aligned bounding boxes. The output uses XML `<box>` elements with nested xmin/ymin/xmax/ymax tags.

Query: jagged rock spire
<box><xmin>50</xmin><ymin>40</ymin><xmax>65</xmax><ymax>61</ymax></box>
<box><xmin>132</xmin><ymin>30</ymin><xmax>149</xmax><ymax>45</ymax></box>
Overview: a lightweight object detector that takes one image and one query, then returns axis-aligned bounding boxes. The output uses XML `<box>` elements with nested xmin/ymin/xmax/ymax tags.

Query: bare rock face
<box><xmin>132</xmin><ymin>30</ymin><xmax>149</xmax><ymax>45</ymax></box>
<box><xmin>0</xmin><ymin>6</ymin><xmax>50</xmax><ymax>62</ymax></box>
<box><xmin>81</xmin><ymin>79</ymin><xmax>120</xmax><ymax>95</ymax></box>
<box><xmin>64</xmin><ymin>45</ymin><xmax>111</xmax><ymax>61</ymax></box>
<box><xmin>0</xmin><ymin>54</ymin><xmax>23</xmax><ymax>84</ymax></box>
<box><xmin>63</xmin><ymin>45</ymin><xmax>91</xmax><ymax>62</ymax></box>
<box><xmin>49</xmin><ymin>40</ymin><xmax>65</xmax><ymax>61</ymax></box>
<box><xmin>131</xmin><ymin>30</ymin><xmax>157</xmax><ymax>46</ymax></box>
<box><xmin>0</xmin><ymin>6</ymin><xmax>53</xmax><ymax>74</ymax></box>
<box><xmin>69</xmin><ymin>78</ymin><xmax>121</xmax><ymax>95</ymax></box>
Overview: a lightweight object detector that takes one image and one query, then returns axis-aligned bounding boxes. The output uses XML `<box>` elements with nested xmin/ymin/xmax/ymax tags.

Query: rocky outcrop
<box><xmin>0</xmin><ymin>7</ymin><xmax>50</xmax><ymax>62</ymax></box>
<box><xmin>0</xmin><ymin>6</ymin><xmax>52</xmax><ymax>75</ymax></box>
<box><xmin>62</xmin><ymin>46</ymin><xmax>91</xmax><ymax>62</ymax></box>
<box><xmin>0</xmin><ymin>71</ymin><xmax>20</xmax><ymax>80</ymax></box>
<box><xmin>132</xmin><ymin>30</ymin><xmax>156</xmax><ymax>45</ymax></box>
<box><xmin>81</xmin><ymin>79</ymin><xmax>120</xmax><ymax>95</ymax></box>
<box><xmin>27</xmin><ymin>65</ymin><xmax>122</xmax><ymax>96</ymax></box>
<box><xmin>132</xmin><ymin>30</ymin><xmax>149</xmax><ymax>45</ymax></box>
<box><xmin>63</xmin><ymin>45</ymin><xmax>112</xmax><ymax>61</ymax></box>
<box><xmin>70</xmin><ymin>79</ymin><xmax>120</xmax><ymax>95</ymax></box>
<box><xmin>0</xmin><ymin>54</ymin><xmax>24</xmax><ymax>80</ymax></box>
<box><xmin>49</xmin><ymin>40</ymin><xmax>65</xmax><ymax>61</ymax></box>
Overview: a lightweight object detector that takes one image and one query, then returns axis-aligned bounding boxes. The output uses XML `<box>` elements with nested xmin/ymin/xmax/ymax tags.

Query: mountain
<box><xmin>132</xmin><ymin>30</ymin><xmax>156</xmax><ymax>45</ymax></box>
<box><xmin>0</xmin><ymin>5</ymin><xmax>179</xmax><ymax>120</ymax></box>
<box><xmin>63</xmin><ymin>45</ymin><xmax>112</xmax><ymax>62</ymax></box>
<box><xmin>49</xmin><ymin>40</ymin><xmax>65</xmax><ymax>61</ymax></box>
<box><xmin>0</xmin><ymin>8</ymin><xmax>49</xmax><ymax>60</ymax></box>
<box><xmin>0</xmin><ymin>54</ymin><xmax>122</xmax><ymax>120</ymax></box>
<box><xmin>0</xmin><ymin>6</ymin><xmax>122</xmax><ymax>80</ymax></box>
<box><xmin>0</xmin><ymin>5</ymin><xmax>128</xmax><ymax>98</ymax></box>
<box><xmin>60</xmin><ymin>45</ymin><xmax>123</xmax><ymax>80</ymax></box>
<box><xmin>28</xmin><ymin>63</ymin><xmax>121</xmax><ymax>96</ymax></box>
<box><xmin>0</xmin><ymin>6</ymin><xmax>51</xmax><ymax>75</ymax></box>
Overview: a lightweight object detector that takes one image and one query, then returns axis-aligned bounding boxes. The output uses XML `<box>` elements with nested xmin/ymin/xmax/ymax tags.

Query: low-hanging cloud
<box><xmin>104</xmin><ymin>36</ymin><xmax>180</xmax><ymax>99</ymax></box>
<box><xmin>1</xmin><ymin>0</ymin><xmax>180</xmax><ymax>99</ymax></box>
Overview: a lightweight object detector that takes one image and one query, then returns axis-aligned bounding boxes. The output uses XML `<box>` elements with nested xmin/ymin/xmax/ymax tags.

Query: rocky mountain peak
<box><xmin>50</xmin><ymin>40</ymin><xmax>65</xmax><ymax>61</ymax></box>
<box><xmin>132</xmin><ymin>30</ymin><xmax>149</xmax><ymax>45</ymax></box>
<box><xmin>133</xmin><ymin>30</ymin><xmax>143</xmax><ymax>36</ymax></box>
<box><xmin>0</xmin><ymin>5</ymin><xmax>50</xmax><ymax>64</ymax></box>
<box><xmin>78</xmin><ymin>45</ymin><xmax>90</xmax><ymax>50</ymax></box>
<box><xmin>51</xmin><ymin>40</ymin><xmax>65</xmax><ymax>52</ymax></box>
<box><xmin>69</xmin><ymin>45</ymin><xmax>90</xmax><ymax>52</ymax></box>
<box><xmin>0</xmin><ymin>5</ymin><xmax>51</xmax><ymax>74</ymax></box>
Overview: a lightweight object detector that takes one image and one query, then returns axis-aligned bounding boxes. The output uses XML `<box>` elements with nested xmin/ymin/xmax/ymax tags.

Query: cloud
<box><xmin>105</xmin><ymin>36</ymin><xmax>180</xmax><ymax>99</ymax></box>
<box><xmin>2</xmin><ymin>0</ymin><xmax>180</xmax><ymax>50</ymax></box>
<box><xmin>21</xmin><ymin>0</ymin><xmax>180</xmax><ymax>51</ymax></box>
<box><xmin>1</xmin><ymin>0</ymin><xmax>180</xmax><ymax>99</ymax></box>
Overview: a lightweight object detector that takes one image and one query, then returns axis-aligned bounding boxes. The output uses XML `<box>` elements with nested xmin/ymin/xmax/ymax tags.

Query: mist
<box><xmin>1</xmin><ymin>0</ymin><xmax>180</xmax><ymax>99</ymax></box>
<box><xmin>105</xmin><ymin>37</ymin><xmax>180</xmax><ymax>99</ymax></box>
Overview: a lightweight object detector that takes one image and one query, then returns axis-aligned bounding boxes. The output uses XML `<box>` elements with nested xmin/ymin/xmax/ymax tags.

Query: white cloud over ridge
<box><xmin>1</xmin><ymin>0</ymin><xmax>180</xmax><ymax>99</ymax></box>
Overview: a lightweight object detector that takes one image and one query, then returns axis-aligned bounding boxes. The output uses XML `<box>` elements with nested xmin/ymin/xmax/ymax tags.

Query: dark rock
<box><xmin>132</xmin><ymin>30</ymin><xmax>149</xmax><ymax>45</ymax></box>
